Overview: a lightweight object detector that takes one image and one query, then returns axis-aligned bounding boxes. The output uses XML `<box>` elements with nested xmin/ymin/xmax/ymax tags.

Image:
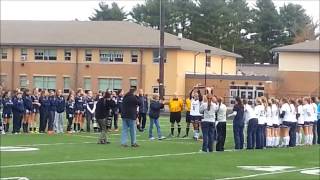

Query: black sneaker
<box><xmin>182</xmin><ymin>135</ymin><xmax>188</xmax><ymax>138</ymax></box>
<box><xmin>121</xmin><ymin>144</ymin><xmax>129</xmax><ymax>148</ymax></box>
<box><xmin>131</xmin><ymin>144</ymin><xmax>139</xmax><ymax>148</ymax></box>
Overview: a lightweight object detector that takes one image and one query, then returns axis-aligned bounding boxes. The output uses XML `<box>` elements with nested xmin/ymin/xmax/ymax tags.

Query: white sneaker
<box><xmin>149</xmin><ymin>137</ymin><xmax>155</xmax><ymax>141</ymax></box>
<box><xmin>1</xmin><ymin>131</ymin><xmax>5</xmax><ymax>135</ymax></box>
<box><xmin>158</xmin><ymin>136</ymin><xmax>166</xmax><ymax>140</ymax></box>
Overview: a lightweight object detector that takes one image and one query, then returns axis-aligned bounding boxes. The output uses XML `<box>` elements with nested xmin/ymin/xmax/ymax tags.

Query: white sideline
<box><xmin>1</xmin><ymin>150</ymin><xmax>235</xmax><ymax>169</ymax></box>
<box><xmin>215</xmin><ymin>167</ymin><xmax>320</xmax><ymax>180</ymax></box>
<box><xmin>0</xmin><ymin>177</ymin><xmax>29</xmax><ymax>180</ymax></box>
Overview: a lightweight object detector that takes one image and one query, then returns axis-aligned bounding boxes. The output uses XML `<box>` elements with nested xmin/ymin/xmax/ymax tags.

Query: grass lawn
<box><xmin>1</xmin><ymin>117</ymin><xmax>319</xmax><ymax>180</ymax></box>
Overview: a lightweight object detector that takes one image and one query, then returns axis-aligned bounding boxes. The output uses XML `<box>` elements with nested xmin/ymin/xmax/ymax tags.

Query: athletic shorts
<box><xmin>272</xmin><ymin>124</ymin><xmax>279</xmax><ymax>128</ymax></box>
<box><xmin>304</xmin><ymin>121</ymin><xmax>311</xmax><ymax>125</ymax></box>
<box><xmin>75</xmin><ymin>110</ymin><xmax>84</xmax><ymax>115</ymax></box>
<box><xmin>25</xmin><ymin>109</ymin><xmax>32</xmax><ymax>115</ymax></box>
<box><xmin>297</xmin><ymin>124</ymin><xmax>304</xmax><ymax>128</ymax></box>
<box><xmin>170</xmin><ymin>112</ymin><xmax>181</xmax><ymax>123</ymax></box>
<box><xmin>2</xmin><ymin>113</ymin><xmax>12</xmax><ymax>118</ymax></box>
<box><xmin>185</xmin><ymin>111</ymin><xmax>191</xmax><ymax>123</ymax></box>
<box><xmin>32</xmin><ymin>108</ymin><xmax>40</xmax><ymax>114</ymax></box>
<box><xmin>267</xmin><ymin>125</ymin><xmax>274</xmax><ymax>128</ymax></box>
<box><xmin>190</xmin><ymin>115</ymin><xmax>202</xmax><ymax>123</ymax></box>
<box><xmin>280</xmin><ymin>125</ymin><xmax>289</xmax><ymax>128</ymax></box>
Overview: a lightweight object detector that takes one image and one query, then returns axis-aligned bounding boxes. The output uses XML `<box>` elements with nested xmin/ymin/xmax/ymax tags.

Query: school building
<box><xmin>0</xmin><ymin>20</ymin><xmax>241</xmax><ymax>97</ymax></box>
<box><xmin>186</xmin><ymin>40</ymin><xmax>319</xmax><ymax>105</ymax></box>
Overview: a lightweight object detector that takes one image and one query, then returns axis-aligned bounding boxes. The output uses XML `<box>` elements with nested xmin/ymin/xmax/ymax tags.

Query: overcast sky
<box><xmin>1</xmin><ymin>0</ymin><xmax>319</xmax><ymax>22</ymax></box>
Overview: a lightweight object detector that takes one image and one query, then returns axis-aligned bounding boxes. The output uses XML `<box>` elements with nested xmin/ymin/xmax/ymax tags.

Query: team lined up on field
<box><xmin>0</xmin><ymin>86</ymin><xmax>319</xmax><ymax>151</ymax></box>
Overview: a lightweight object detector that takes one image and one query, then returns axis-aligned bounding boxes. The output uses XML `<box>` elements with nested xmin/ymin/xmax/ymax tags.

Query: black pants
<box><xmin>67</xmin><ymin>117</ymin><xmax>73</xmax><ymax>132</ymax></box>
<box><xmin>247</xmin><ymin>118</ymin><xmax>258</xmax><ymax>149</ymax></box>
<box><xmin>256</xmin><ymin>124</ymin><xmax>264</xmax><ymax>149</ymax></box>
<box><xmin>12</xmin><ymin>112</ymin><xmax>23</xmax><ymax>133</ymax></box>
<box><xmin>48</xmin><ymin>111</ymin><xmax>55</xmax><ymax>131</ymax></box>
<box><xmin>39</xmin><ymin>110</ymin><xmax>50</xmax><ymax>132</ymax></box>
<box><xmin>86</xmin><ymin>113</ymin><xmax>94</xmax><ymax>132</ymax></box>
<box><xmin>233</xmin><ymin>123</ymin><xmax>244</xmax><ymax>149</ymax></box>
<box><xmin>112</xmin><ymin>113</ymin><xmax>119</xmax><ymax>129</ymax></box>
<box><xmin>216</xmin><ymin>122</ymin><xmax>226</xmax><ymax>151</ymax></box>
<box><xmin>313</xmin><ymin>121</ymin><xmax>317</xmax><ymax>144</ymax></box>
<box><xmin>201</xmin><ymin>121</ymin><xmax>215</xmax><ymax>152</ymax></box>
<box><xmin>138</xmin><ymin>113</ymin><xmax>147</xmax><ymax>130</ymax></box>
<box><xmin>283</xmin><ymin>121</ymin><xmax>297</xmax><ymax>147</ymax></box>
<box><xmin>263</xmin><ymin>124</ymin><xmax>267</xmax><ymax>147</ymax></box>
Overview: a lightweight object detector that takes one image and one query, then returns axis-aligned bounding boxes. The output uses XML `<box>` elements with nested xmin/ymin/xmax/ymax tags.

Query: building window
<box><xmin>0</xmin><ymin>75</ymin><xmax>7</xmax><ymax>86</ymax></box>
<box><xmin>19</xmin><ymin>75</ymin><xmax>28</xmax><ymax>89</ymax></box>
<box><xmin>152</xmin><ymin>86</ymin><xmax>159</xmax><ymax>93</ymax></box>
<box><xmin>83</xmin><ymin>78</ymin><xmax>91</xmax><ymax>91</ymax></box>
<box><xmin>131</xmin><ymin>50</ymin><xmax>138</xmax><ymax>63</ymax></box>
<box><xmin>64</xmin><ymin>49</ymin><xmax>71</xmax><ymax>61</ymax></box>
<box><xmin>85</xmin><ymin>49</ymin><xmax>92</xmax><ymax>61</ymax></box>
<box><xmin>129</xmin><ymin>79</ymin><xmax>137</xmax><ymax>89</ymax></box>
<box><xmin>21</xmin><ymin>48</ymin><xmax>28</xmax><ymax>61</ymax></box>
<box><xmin>98</xmin><ymin>78</ymin><xmax>122</xmax><ymax>91</ymax></box>
<box><xmin>206</xmin><ymin>56</ymin><xmax>211</xmax><ymax>67</ymax></box>
<box><xmin>63</xmin><ymin>77</ymin><xmax>71</xmax><ymax>94</ymax></box>
<box><xmin>33</xmin><ymin>76</ymin><xmax>56</xmax><ymax>91</ymax></box>
<box><xmin>153</xmin><ymin>49</ymin><xmax>167</xmax><ymax>63</ymax></box>
<box><xmin>34</xmin><ymin>49</ymin><xmax>57</xmax><ymax>60</ymax></box>
<box><xmin>0</xmin><ymin>48</ymin><xmax>7</xmax><ymax>59</ymax></box>
<box><xmin>100</xmin><ymin>50</ymin><xmax>123</xmax><ymax>62</ymax></box>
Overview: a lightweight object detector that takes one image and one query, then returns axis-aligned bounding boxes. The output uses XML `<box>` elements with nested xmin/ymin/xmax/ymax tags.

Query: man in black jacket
<box><xmin>95</xmin><ymin>91</ymin><xmax>115</xmax><ymax>144</ymax></box>
<box><xmin>121</xmin><ymin>88</ymin><xmax>140</xmax><ymax>147</ymax></box>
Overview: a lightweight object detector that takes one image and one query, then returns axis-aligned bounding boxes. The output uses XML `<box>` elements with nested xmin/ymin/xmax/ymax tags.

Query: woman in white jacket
<box><xmin>199</xmin><ymin>94</ymin><xmax>218</xmax><ymax>153</ymax></box>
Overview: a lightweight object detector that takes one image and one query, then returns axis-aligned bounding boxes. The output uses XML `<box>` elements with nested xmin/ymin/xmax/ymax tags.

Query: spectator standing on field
<box><xmin>228</xmin><ymin>97</ymin><xmax>245</xmax><ymax>150</ymax></box>
<box><xmin>54</xmin><ymin>89</ymin><xmax>65</xmax><ymax>134</ymax></box>
<box><xmin>137</xmin><ymin>89</ymin><xmax>148</xmax><ymax>132</ymax></box>
<box><xmin>95</xmin><ymin>91</ymin><xmax>115</xmax><ymax>144</ymax></box>
<box><xmin>121</xmin><ymin>88</ymin><xmax>140</xmax><ymax>147</ymax></box>
<box><xmin>216</xmin><ymin>97</ymin><xmax>227</xmax><ymax>151</ymax></box>
<box><xmin>148</xmin><ymin>94</ymin><xmax>166</xmax><ymax>140</ymax></box>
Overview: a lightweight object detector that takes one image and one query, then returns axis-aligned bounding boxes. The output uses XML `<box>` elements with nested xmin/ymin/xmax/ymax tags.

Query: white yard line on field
<box><xmin>1</xmin><ymin>149</ymin><xmax>235</xmax><ymax>169</ymax></box>
<box><xmin>0</xmin><ymin>177</ymin><xmax>29</xmax><ymax>180</ymax></box>
<box><xmin>215</xmin><ymin>167</ymin><xmax>320</xmax><ymax>180</ymax></box>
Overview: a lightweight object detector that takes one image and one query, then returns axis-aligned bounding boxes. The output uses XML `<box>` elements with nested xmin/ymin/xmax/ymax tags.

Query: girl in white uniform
<box><xmin>266</xmin><ymin>99</ymin><xmax>273</xmax><ymax>147</ymax></box>
<box><xmin>271</xmin><ymin>98</ymin><xmax>280</xmax><ymax>147</ymax></box>
<box><xmin>279</xmin><ymin>98</ymin><xmax>290</xmax><ymax>147</ymax></box>
<box><xmin>190</xmin><ymin>88</ymin><xmax>203</xmax><ymax>140</ymax></box>
<box><xmin>296</xmin><ymin>98</ymin><xmax>304</xmax><ymax>145</ymax></box>
<box><xmin>304</xmin><ymin>97</ymin><xmax>313</xmax><ymax>145</ymax></box>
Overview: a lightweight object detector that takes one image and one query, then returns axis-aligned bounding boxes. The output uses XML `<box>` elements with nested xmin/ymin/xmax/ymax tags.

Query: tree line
<box><xmin>89</xmin><ymin>0</ymin><xmax>319</xmax><ymax>64</ymax></box>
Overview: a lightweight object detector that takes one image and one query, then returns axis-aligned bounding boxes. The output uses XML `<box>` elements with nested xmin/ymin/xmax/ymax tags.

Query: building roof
<box><xmin>0</xmin><ymin>20</ymin><xmax>242</xmax><ymax>58</ymax></box>
<box><xmin>236</xmin><ymin>64</ymin><xmax>278</xmax><ymax>78</ymax></box>
<box><xmin>272</xmin><ymin>40</ymin><xmax>320</xmax><ymax>53</ymax></box>
<box><xmin>185</xmin><ymin>73</ymin><xmax>275</xmax><ymax>81</ymax></box>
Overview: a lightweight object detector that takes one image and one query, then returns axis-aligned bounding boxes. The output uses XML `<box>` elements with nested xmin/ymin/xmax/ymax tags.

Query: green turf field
<box><xmin>1</xmin><ymin>117</ymin><xmax>319</xmax><ymax>180</ymax></box>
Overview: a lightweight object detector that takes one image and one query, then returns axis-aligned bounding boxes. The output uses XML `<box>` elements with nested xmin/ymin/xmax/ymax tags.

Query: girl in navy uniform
<box><xmin>228</xmin><ymin>97</ymin><xmax>245</xmax><ymax>150</ymax></box>
<box><xmin>31</xmin><ymin>88</ymin><xmax>41</xmax><ymax>133</ymax></box>
<box><xmin>12</xmin><ymin>91</ymin><xmax>25</xmax><ymax>134</ymax></box>
<box><xmin>2</xmin><ymin>91</ymin><xmax>13</xmax><ymax>133</ymax></box>
<box><xmin>85</xmin><ymin>90</ymin><xmax>96</xmax><ymax>132</ymax></box>
<box><xmin>39</xmin><ymin>90</ymin><xmax>50</xmax><ymax>133</ymax></box>
<box><xmin>74</xmin><ymin>89</ymin><xmax>85</xmax><ymax>132</ymax></box>
<box><xmin>48</xmin><ymin>90</ymin><xmax>57</xmax><ymax>134</ymax></box>
<box><xmin>22</xmin><ymin>89</ymin><xmax>33</xmax><ymax>133</ymax></box>
<box><xmin>66</xmin><ymin>93</ymin><xmax>75</xmax><ymax>133</ymax></box>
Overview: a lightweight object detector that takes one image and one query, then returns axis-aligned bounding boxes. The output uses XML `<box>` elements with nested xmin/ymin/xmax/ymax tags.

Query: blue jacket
<box><xmin>148</xmin><ymin>100</ymin><xmax>164</xmax><ymax>119</ymax></box>
<box><xmin>39</xmin><ymin>96</ymin><xmax>51</xmax><ymax>112</ymax></box>
<box><xmin>56</xmin><ymin>96</ymin><xmax>65</xmax><ymax>113</ymax></box>
<box><xmin>138</xmin><ymin>95</ymin><xmax>148</xmax><ymax>114</ymax></box>
<box><xmin>23</xmin><ymin>95</ymin><xmax>33</xmax><ymax>111</ymax></box>
<box><xmin>13</xmin><ymin>98</ymin><xmax>25</xmax><ymax>114</ymax></box>
<box><xmin>49</xmin><ymin>96</ymin><xmax>57</xmax><ymax>112</ymax></box>
<box><xmin>66</xmin><ymin>100</ymin><xmax>75</xmax><ymax>118</ymax></box>
<box><xmin>2</xmin><ymin>97</ymin><xmax>13</xmax><ymax>114</ymax></box>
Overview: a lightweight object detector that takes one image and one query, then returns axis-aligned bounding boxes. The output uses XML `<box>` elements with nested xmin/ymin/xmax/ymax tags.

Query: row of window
<box><xmin>0</xmin><ymin>48</ymin><xmax>168</xmax><ymax>63</ymax></box>
<box><xmin>4</xmin><ymin>75</ymin><xmax>138</xmax><ymax>93</ymax></box>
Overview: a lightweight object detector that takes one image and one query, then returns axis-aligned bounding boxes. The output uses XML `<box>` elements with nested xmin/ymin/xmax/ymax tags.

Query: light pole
<box><xmin>204</xmin><ymin>49</ymin><xmax>211</xmax><ymax>88</ymax></box>
<box><xmin>159</xmin><ymin>0</ymin><xmax>165</xmax><ymax>99</ymax></box>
